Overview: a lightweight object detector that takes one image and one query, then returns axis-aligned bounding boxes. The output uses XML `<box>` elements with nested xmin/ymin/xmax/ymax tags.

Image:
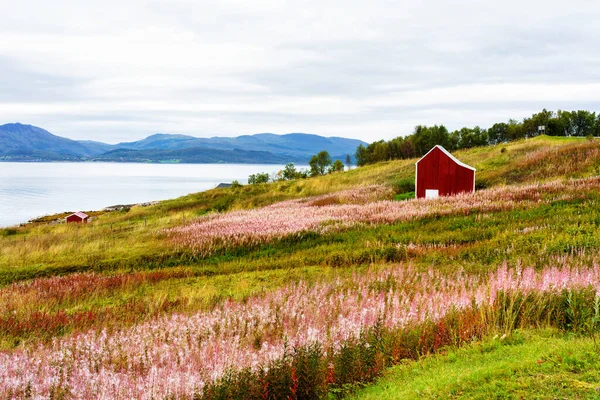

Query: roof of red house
<box><xmin>67</xmin><ymin>211</ymin><xmax>89</xmax><ymax>219</ymax></box>
<box><xmin>415</xmin><ymin>145</ymin><xmax>476</xmax><ymax>171</ymax></box>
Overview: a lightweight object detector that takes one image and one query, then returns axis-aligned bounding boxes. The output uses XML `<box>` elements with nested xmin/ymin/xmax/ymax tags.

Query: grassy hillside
<box><xmin>1</xmin><ymin>136</ymin><xmax>597</xmax><ymax>282</ymax></box>
<box><xmin>1</xmin><ymin>135</ymin><xmax>600</xmax><ymax>398</ymax></box>
<box><xmin>350</xmin><ymin>329</ymin><xmax>600</xmax><ymax>399</ymax></box>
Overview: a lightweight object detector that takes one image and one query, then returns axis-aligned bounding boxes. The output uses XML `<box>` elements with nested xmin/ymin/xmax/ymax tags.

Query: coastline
<box><xmin>0</xmin><ymin>162</ymin><xmax>308</xmax><ymax>229</ymax></box>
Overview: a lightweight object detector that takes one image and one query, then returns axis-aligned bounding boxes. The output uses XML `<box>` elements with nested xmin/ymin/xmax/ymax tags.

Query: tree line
<box><xmin>355</xmin><ymin>109</ymin><xmax>600</xmax><ymax>166</ymax></box>
<box><xmin>247</xmin><ymin>151</ymin><xmax>349</xmax><ymax>185</ymax></box>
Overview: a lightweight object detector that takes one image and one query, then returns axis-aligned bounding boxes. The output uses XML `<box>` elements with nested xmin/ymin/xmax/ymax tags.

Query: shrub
<box><xmin>248</xmin><ymin>172</ymin><xmax>270</xmax><ymax>185</ymax></box>
<box><xmin>394</xmin><ymin>177</ymin><xmax>415</xmax><ymax>194</ymax></box>
<box><xmin>329</xmin><ymin>160</ymin><xmax>345</xmax><ymax>173</ymax></box>
<box><xmin>0</xmin><ymin>228</ymin><xmax>18</xmax><ymax>237</ymax></box>
<box><xmin>381</xmin><ymin>245</ymin><xmax>407</xmax><ymax>263</ymax></box>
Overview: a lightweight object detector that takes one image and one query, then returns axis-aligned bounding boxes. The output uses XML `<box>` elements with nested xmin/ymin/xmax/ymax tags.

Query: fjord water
<box><xmin>0</xmin><ymin>162</ymin><xmax>293</xmax><ymax>227</ymax></box>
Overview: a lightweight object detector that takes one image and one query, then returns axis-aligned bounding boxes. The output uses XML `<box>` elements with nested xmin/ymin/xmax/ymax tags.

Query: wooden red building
<box><xmin>415</xmin><ymin>145</ymin><xmax>475</xmax><ymax>199</ymax></box>
<box><xmin>66</xmin><ymin>211</ymin><xmax>89</xmax><ymax>224</ymax></box>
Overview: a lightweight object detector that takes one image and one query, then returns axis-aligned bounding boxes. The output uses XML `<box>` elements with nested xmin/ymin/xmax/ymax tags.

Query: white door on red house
<box><xmin>425</xmin><ymin>189</ymin><xmax>439</xmax><ymax>199</ymax></box>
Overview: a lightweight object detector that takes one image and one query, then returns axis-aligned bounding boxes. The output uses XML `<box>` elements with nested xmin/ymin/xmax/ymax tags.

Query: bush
<box><xmin>248</xmin><ymin>173</ymin><xmax>270</xmax><ymax>185</ymax></box>
<box><xmin>394</xmin><ymin>178</ymin><xmax>415</xmax><ymax>194</ymax></box>
<box><xmin>325</xmin><ymin>252</ymin><xmax>347</xmax><ymax>268</ymax></box>
<box><xmin>329</xmin><ymin>160</ymin><xmax>345</xmax><ymax>173</ymax></box>
<box><xmin>381</xmin><ymin>245</ymin><xmax>407</xmax><ymax>263</ymax></box>
<box><xmin>211</xmin><ymin>196</ymin><xmax>234</xmax><ymax>212</ymax></box>
<box><xmin>0</xmin><ymin>228</ymin><xmax>18</xmax><ymax>237</ymax></box>
<box><xmin>475</xmin><ymin>179</ymin><xmax>488</xmax><ymax>190</ymax></box>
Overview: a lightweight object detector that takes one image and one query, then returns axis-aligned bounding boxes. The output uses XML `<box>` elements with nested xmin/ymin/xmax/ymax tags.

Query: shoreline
<box><xmin>0</xmin><ymin>163</ymin><xmax>309</xmax><ymax>229</ymax></box>
<box><xmin>2</xmin><ymin>200</ymin><xmax>163</xmax><ymax>230</ymax></box>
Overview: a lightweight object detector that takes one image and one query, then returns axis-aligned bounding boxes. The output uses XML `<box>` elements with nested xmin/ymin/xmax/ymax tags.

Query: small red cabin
<box><xmin>66</xmin><ymin>211</ymin><xmax>89</xmax><ymax>224</ymax></box>
<box><xmin>415</xmin><ymin>145</ymin><xmax>475</xmax><ymax>199</ymax></box>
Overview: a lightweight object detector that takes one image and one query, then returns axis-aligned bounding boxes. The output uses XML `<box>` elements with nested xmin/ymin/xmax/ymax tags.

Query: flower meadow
<box><xmin>3</xmin><ymin>176</ymin><xmax>600</xmax><ymax>399</ymax></box>
<box><xmin>0</xmin><ymin>269</ymin><xmax>194</xmax><ymax>342</ymax></box>
<box><xmin>168</xmin><ymin>177</ymin><xmax>600</xmax><ymax>256</ymax></box>
<box><xmin>2</xmin><ymin>257</ymin><xmax>600</xmax><ymax>399</ymax></box>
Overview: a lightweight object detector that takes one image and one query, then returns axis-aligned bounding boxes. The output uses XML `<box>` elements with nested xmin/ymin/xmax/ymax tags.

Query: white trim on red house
<box><xmin>415</xmin><ymin>163</ymin><xmax>418</xmax><ymax>199</ymax></box>
<box><xmin>415</xmin><ymin>145</ymin><xmax>476</xmax><ymax>171</ymax></box>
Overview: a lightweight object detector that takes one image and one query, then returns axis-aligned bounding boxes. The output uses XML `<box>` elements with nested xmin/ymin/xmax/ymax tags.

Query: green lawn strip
<box><xmin>350</xmin><ymin>329</ymin><xmax>600</xmax><ymax>399</ymax></box>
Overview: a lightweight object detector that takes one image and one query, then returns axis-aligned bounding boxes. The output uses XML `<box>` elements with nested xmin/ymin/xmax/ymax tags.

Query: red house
<box><xmin>415</xmin><ymin>145</ymin><xmax>475</xmax><ymax>199</ymax></box>
<box><xmin>66</xmin><ymin>211</ymin><xmax>89</xmax><ymax>224</ymax></box>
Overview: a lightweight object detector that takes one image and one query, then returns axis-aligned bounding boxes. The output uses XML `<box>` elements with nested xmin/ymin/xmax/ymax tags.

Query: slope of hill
<box><xmin>0</xmin><ymin>123</ymin><xmax>366</xmax><ymax>163</ymax></box>
<box><xmin>95</xmin><ymin>147</ymin><xmax>298</xmax><ymax>164</ymax></box>
<box><xmin>0</xmin><ymin>123</ymin><xmax>96</xmax><ymax>160</ymax></box>
<box><xmin>1</xmin><ymin>135</ymin><xmax>599</xmax><ymax>398</ymax></box>
<box><xmin>351</xmin><ymin>329</ymin><xmax>600</xmax><ymax>399</ymax></box>
<box><xmin>110</xmin><ymin>132</ymin><xmax>364</xmax><ymax>161</ymax></box>
<box><xmin>112</xmin><ymin>133</ymin><xmax>199</xmax><ymax>151</ymax></box>
<box><xmin>76</xmin><ymin>140</ymin><xmax>115</xmax><ymax>155</ymax></box>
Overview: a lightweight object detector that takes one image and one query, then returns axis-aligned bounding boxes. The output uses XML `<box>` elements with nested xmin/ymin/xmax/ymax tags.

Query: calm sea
<box><xmin>0</xmin><ymin>162</ymin><xmax>300</xmax><ymax>227</ymax></box>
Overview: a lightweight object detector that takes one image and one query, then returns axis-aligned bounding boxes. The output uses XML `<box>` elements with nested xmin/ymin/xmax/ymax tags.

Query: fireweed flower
<box><xmin>1</xmin><ymin>260</ymin><xmax>600</xmax><ymax>399</ymax></box>
<box><xmin>167</xmin><ymin>177</ymin><xmax>600</xmax><ymax>256</ymax></box>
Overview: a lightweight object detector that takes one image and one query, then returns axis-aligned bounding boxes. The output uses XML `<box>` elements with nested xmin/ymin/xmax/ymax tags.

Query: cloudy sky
<box><xmin>1</xmin><ymin>0</ymin><xmax>599</xmax><ymax>143</ymax></box>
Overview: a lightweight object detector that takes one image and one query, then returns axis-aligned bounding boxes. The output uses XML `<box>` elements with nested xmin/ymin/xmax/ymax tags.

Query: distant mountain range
<box><xmin>0</xmin><ymin>123</ymin><xmax>366</xmax><ymax>164</ymax></box>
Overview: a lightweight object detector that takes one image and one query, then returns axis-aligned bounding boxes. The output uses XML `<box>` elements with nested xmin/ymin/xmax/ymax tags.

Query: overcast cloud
<box><xmin>0</xmin><ymin>0</ymin><xmax>599</xmax><ymax>143</ymax></box>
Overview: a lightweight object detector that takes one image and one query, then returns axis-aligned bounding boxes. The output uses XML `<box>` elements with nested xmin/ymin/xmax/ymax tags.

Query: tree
<box><xmin>282</xmin><ymin>163</ymin><xmax>298</xmax><ymax>180</ymax></box>
<box><xmin>248</xmin><ymin>172</ymin><xmax>269</xmax><ymax>184</ymax></box>
<box><xmin>458</xmin><ymin>126</ymin><xmax>487</xmax><ymax>149</ymax></box>
<box><xmin>355</xmin><ymin>144</ymin><xmax>369</xmax><ymax>166</ymax></box>
<box><xmin>507</xmin><ymin>119</ymin><xmax>524</xmax><ymax>141</ymax></box>
<box><xmin>488</xmin><ymin>122</ymin><xmax>509</xmax><ymax>144</ymax></box>
<box><xmin>412</xmin><ymin>125</ymin><xmax>431</xmax><ymax>156</ymax></box>
<box><xmin>448</xmin><ymin>130</ymin><xmax>461</xmax><ymax>150</ymax></box>
<box><xmin>547</xmin><ymin>117</ymin><xmax>565</xmax><ymax>136</ymax></box>
<box><xmin>557</xmin><ymin>110</ymin><xmax>573</xmax><ymax>136</ymax></box>
<box><xmin>399</xmin><ymin>139</ymin><xmax>415</xmax><ymax>159</ymax></box>
<box><xmin>370</xmin><ymin>141</ymin><xmax>389</xmax><ymax>162</ymax></box>
<box><xmin>309</xmin><ymin>151</ymin><xmax>332</xmax><ymax>176</ymax></box>
<box><xmin>526</xmin><ymin>109</ymin><xmax>554</xmax><ymax>137</ymax></box>
<box><xmin>330</xmin><ymin>159</ymin><xmax>344</xmax><ymax>173</ymax></box>
<box><xmin>571</xmin><ymin>110</ymin><xmax>596</xmax><ymax>136</ymax></box>
<box><xmin>296</xmin><ymin>169</ymin><xmax>310</xmax><ymax>179</ymax></box>
<box><xmin>345</xmin><ymin>154</ymin><xmax>352</xmax><ymax>167</ymax></box>
<box><xmin>429</xmin><ymin>125</ymin><xmax>451</xmax><ymax>150</ymax></box>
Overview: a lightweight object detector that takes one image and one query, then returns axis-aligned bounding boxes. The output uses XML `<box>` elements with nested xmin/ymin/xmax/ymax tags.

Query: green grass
<box><xmin>1</xmin><ymin>136</ymin><xmax>599</xmax><ymax>350</ymax></box>
<box><xmin>189</xmin><ymin>192</ymin><xmax>600</xmax><ymax>278</ymax></box>
<box><xmin>2</xmin><ymin>184</ymin><xmax>599</xmax><ymax>349</ymax></box>
<box><xmin>1</xmin><ymin>136</ymin><xmax>600</xmax><ymax>397</ymax></box>
<box><xmin>2</xmin><ymin>135</ymin><xmax>598</xmax><ymax>283</ymax></box>
<box><xmin>393</xmin><ymin>192</ymin><xmax>415</xmax><ymax>201</ymax></box>
<box><xmin>349</xmin><ymin>329</ymin><xmax>600</xmax><ymax>399</ymax></box>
